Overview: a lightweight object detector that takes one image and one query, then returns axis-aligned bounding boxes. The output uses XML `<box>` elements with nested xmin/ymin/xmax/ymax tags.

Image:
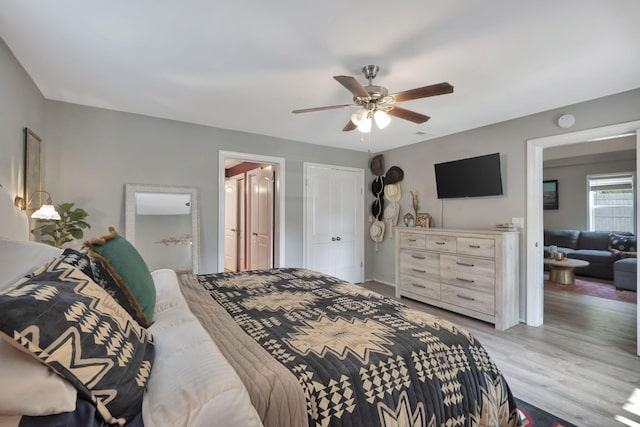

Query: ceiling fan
<box><xmin>292</xmin><ymin>65</ymin><xmax>454</xmax><ymax>133</ymax></box>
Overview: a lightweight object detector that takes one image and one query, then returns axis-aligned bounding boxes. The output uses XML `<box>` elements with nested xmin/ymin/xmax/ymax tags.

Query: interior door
<box><xmin>249</xmin><ymin>166</ymin><xmax>274</xmax><ymax>270</ymax></box>
<box><xmin>305</xmin><ymin>164</ymin><xmax>363</xmax><ymax>283</ymax></box>
<box><xmin>224</xmin><ymin>179</ymin><xmax>238</xmax><ymax>271</ymax></box>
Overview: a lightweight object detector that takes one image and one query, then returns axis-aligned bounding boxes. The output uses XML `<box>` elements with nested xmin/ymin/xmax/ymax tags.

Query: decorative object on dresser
<box><xmin>415</xmin><ymin>212</ymin><xmax>431</xmax><ymax>228</ymax></box>
<box><xmin>403</xmin><ymin>212</ymin><xmax>414</xmax><ymax>227</ymax></box>
<box><xmin>395</xmin><ymin>226</ymin><xmax>519</xmax><ymax>330</ymax></box>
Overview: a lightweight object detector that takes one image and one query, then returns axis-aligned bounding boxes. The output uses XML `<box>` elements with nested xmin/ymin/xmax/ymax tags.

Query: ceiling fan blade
<box><xmin>292</xmin><ymin>103</ymin><xmax>356</xmax><ymax>114</ymax></box>
<box><xmin>342</xmin><ymin>120</ymin><xmax>357</xmax><ymax>132</ymax></box>
<box><xmin>391</xmin><ymin>82</ymin><xmax>454</xmax><ymax>103</ymax></box>
<box><xmin>387</xmin><ymin>106</ymin><xmax>430</xmax><ymax>124</ymax></box>
<box><xmin>334</xmin><ymin>75</ymin><xmax>370</xmax><ymax>99</ymax></box>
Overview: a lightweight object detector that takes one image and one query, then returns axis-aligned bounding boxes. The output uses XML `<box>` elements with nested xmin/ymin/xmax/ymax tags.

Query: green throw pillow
<box><xmin>0</xmin><ymin>258</ymin><xmax>155</xmax><ymax>425</ymax></box>
<box><xmin>85</xmin><ymin>227</ymin><xmax>156</xmax><ymax>327</ymax></box>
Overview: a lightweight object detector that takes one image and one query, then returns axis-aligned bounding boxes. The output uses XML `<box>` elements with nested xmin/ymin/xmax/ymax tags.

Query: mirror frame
<box><xmin>125</xmin><ymin>183</ymin><xmax>200</xmax><ymax>274</ymax></box>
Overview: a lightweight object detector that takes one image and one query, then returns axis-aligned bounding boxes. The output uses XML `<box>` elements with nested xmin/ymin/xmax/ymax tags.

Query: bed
<box><xmin>0</xmin><ymin>186</ymin><xmax>519</xmax><ymax>426</ymax></box>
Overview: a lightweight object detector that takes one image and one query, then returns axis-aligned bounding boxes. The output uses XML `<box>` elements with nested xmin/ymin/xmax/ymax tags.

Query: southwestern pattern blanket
<box><xmin>184</xmin><ymin>268</ymin><xmax>519</xmax><ymax>427</ymax></box>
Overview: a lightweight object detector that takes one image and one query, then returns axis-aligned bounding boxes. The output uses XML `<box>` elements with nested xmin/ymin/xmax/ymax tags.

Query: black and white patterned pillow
<box><xmin>0</xmin><ymin>257</ymin><xmax>155</xmax><ymax>425</ymax></box>
<box><xmin>609</xmin><ymin>233</ymin><xmax>637</xmax><ymax>253</ymax></box>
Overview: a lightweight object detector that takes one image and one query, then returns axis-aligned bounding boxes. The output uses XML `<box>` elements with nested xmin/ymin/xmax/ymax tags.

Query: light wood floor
<box><xmin>361</xmin><ymin>281</ymin><xmax>640</xmax><ymax>427</ymax></box>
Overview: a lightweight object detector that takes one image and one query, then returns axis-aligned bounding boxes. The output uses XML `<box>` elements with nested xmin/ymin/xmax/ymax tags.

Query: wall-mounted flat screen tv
<box><xmin>434</xmin><ymin>153</ymin><xmax>503</xmax><ymax>199</ymax></box>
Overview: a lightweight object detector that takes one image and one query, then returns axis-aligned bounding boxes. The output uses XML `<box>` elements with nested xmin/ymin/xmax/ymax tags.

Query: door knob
<box><xmin>336</xmin><ymin>236</ymin><xmax>341</xmax><ymax>241</ymax></box>
<box><xmin>331</xmin><ymin>237</ymin><xmax>336</xmax><ymax>241</ymax></box>
<box><xmin>252</xmin><ymin>232</ymin><xmax>258</xmax><ymax>236</ymax></box>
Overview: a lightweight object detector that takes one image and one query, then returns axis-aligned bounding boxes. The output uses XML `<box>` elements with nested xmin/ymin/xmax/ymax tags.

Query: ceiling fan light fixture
<box><xmin>373</xmin><ymin>110</ymin><xmax>391</xmax><ymax>129</ymax></box>
<box><xmin>357</xmin><ymin>117</ymin><xmax>372</xmax><ymax>133</ymax></box>
<box><xmin>351</xmin><ymin>108</ymin><xmax>369</xmax><ymax>126</ymax></box>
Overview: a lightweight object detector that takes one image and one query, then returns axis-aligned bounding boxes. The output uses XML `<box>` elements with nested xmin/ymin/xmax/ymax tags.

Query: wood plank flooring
<box><xmin>360</xmin><ymin>281</ymin><xmax>640</xmax><ymax>427</ymax></box>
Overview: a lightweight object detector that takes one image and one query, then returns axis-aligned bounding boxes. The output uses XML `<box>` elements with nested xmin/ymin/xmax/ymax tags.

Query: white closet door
<box><xmin>224</xmin><ymin>179</ymin><xmax>238</xmax><ymax>271</ymax></box>
<box><xmin>305</xmin><ymin>164</ymin><xmax>363</xmax><ymax>283</ymax></box>
<box><xmin>249</xmin><ymin>166</ymin><xmax>274</xmax><ymax>270</ymax></box>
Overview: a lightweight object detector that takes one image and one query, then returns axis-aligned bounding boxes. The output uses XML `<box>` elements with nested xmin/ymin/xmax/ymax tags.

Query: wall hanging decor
<box><xmin>543</xmin><ymin>180</ymin><xmax>558</xmax><ymax>210</ymax></box>
<box><xmin>23</xmin><ymin>128</ymin><xmax>42</xmax><ymax>210</ymax></box>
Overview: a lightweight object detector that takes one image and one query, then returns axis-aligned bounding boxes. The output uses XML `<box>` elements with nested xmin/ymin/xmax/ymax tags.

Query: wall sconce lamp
<box><xmin>14</xmin><ymin>190</ymin><xmax>61</xmax><ymax>220</ymax></box>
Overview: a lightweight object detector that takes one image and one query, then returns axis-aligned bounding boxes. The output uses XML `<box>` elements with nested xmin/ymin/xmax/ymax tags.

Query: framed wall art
<box><xmin>543</xmin><ymin>179</ymin><xmax>558</xmax><ymax>210</ymax></box>
<box><xmin>416</xmin><ymin>212</ymin><xmax>431</xmax><ymax>228</ymax></box>
<box><xmin>24</xmin><ymin>128</ymin><xmax>42</xmax><ymax>210</ymax></box>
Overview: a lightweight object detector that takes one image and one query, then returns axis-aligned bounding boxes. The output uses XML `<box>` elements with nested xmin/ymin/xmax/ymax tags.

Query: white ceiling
<box><xmin>1</xmin><ymin>1</ymin><xmax>639</xmax><ymax>153</ymax></box>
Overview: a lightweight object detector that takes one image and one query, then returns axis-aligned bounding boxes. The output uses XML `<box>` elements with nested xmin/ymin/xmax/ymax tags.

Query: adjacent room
<box><xmin>1</xmin><ymin>2</ymin><xmax>639</xmax><ymax>426</ymax></box>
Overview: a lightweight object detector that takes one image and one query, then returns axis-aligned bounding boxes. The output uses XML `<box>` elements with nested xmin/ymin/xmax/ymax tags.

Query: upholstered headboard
<box><xmin>0</xmin><ymin>185</ymin><xmax>29</xmax><ymax>241</ymax></box>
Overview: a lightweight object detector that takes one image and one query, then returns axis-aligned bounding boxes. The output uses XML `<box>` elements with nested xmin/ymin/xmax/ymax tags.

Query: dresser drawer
<box><xmin>400</xmin><ymin>274</ymin><xmax>440</xmax><ymax>300</ymax></box>
<box><xmin>425</xmin><ymin>235</ymin><xmax>456</xmax><ymax>253</ymax></box>
<box><xmin>457</xmin><ymin>237</ymin><xmax>495</xmax><ymax>258</ymax></box>
<box><xmin>441</xmin><ymin>284</ymin><xmax>495</xmax><ymax>315</ymax></box>
<box><xmin>399</xmin><ymin>250</ymin><xmax>439</xmax><ymax>280</ymax></box>
<box><xmin>440</xmin><ymin>254</ymin><xmax>495</xmax><ymax>293</ymax></box>
<box><xmin>400</xmin><ymin>232</ymin><xmax>426</xmax><ymax>249</ymax></box>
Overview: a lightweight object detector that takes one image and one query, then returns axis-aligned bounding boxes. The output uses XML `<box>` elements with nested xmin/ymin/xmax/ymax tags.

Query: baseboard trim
<box><xmin>372</xmin><ymin>278</ymin><xmax>396</xmax><ymax>288</ymax></box>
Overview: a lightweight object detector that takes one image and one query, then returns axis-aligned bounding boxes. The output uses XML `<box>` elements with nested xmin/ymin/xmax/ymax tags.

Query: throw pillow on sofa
<box><xmin>609</xmin><ymin>233</ymin><xmax>637</xmax><ymax>258</ymax></box>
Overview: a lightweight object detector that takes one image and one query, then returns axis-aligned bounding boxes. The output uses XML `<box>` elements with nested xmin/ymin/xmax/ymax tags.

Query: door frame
<box><xmin>302</xmin><ymin>162</ymin><xmax>365</xmax><ymax>283</ymax></box>
<box><xmin>525</xmin><ymin>120</ymin><xmax>640</xmax><ymax>355</ymax></box>
<box><xmin>218</xmin><ymin>151</ymin><xmax>285</xmax><ymax>272</ymax></box>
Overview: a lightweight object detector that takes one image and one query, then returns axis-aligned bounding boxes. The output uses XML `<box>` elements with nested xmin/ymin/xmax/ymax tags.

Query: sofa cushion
<box><xmin>566</xmin><ymin>249</ymin><xmax>616</xmax><ymax>265</ymax></box>
<box><xmin>577</xmin><ymin>231</ymin><xmax>616</xmax><ymax>251</ymax></box>
<box><xmin>544</xmin><ymin>229</ymin><xmax>579</xmax><ymax>249</ymax></box>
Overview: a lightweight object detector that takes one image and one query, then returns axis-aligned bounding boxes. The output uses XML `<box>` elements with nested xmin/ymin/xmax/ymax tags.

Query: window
<box><xmin>587</xmin><ymin>173</ymin><xmax>635</xmax><ymax>233</ymax></box>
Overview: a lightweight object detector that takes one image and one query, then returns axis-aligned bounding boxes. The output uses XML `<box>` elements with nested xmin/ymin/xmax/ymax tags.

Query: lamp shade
<box><xmin>31</xmin><ymin>203</ymin><xmax>61</xmax><ymax>220</ymax></box>
<box><xmin>357</xmin><ymin>117</ymin><xmax>372</xmax><ymax>133</ymax></box>
<box><xmin>374</xmin><ymin>110</ymin><xmax>391</xmax><ymax>129</ymax></box>
<box><xmin>351</xmin><ymin>109</ymin><xmax>369</xmax><ymax>126</ymax></box>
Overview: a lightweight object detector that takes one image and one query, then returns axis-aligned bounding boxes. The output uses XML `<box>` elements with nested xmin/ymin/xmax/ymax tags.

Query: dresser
<box><xmin>394</xmin><ymin>227</ymin><xmax>519</xmax><ymax>330</ymax></box>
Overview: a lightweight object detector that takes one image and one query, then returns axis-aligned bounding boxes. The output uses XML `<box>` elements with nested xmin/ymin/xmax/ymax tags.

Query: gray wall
<box><xmin>42</xmin><ymin>101</ymin><xmax>370</xmax><ymax>274</ymax></box>
<box><xmin>371</xmin><ymin>89</ymin><xmax>640</xmax><ymax>318</ymax></box>
<box><xmin>0</xmin><ymin>37</ymin><xmax>45</xmax><ymax>195</ymax></box>
<box><xmin>0</xmin><ymin>36</ymin><xmax>371</xmax><ymax>275</ymax></box>
<box><xmin>543</xmin><ymin>150</ymin><xmax>636</xmax><ymax>230</ymax></box>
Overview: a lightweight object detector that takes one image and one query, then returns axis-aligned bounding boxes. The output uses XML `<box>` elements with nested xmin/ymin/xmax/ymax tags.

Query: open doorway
<box><xmin>526</xmin><ymin>120</ymin><xmax>640</xmax><ymax>356</ymax></box>
<box><xmin>218</xmin><ymin>151</ymin><xmax>286</xmax><ymax>273</ymax></box>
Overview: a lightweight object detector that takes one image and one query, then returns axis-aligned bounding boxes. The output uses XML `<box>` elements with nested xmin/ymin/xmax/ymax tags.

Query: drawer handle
<box><xmin>469</xmin><ymin>244</ymin><xmax>481</xmax><ymax>249</ymax></box>
<box><xmin>435</xmin><ymin>241</ymin><xmax>446</xmax><ymax>245</ymax></box>
<box><xmin>457</xmin><ymin>294</ymin><xmax>476</xmax><ymax>301</ymax></box>
<box><xmin>456</xmin><ymin>277</ymin><xmax>475</xmax><ymax>283</ymax></box>
<box><xmin>412</xmin><ymin>268</ymin><xmax>426</xmax><ymax>273</ymax></box>
<box><xmin>408</xmin><ymin>239</ymin><xmax>417</xmax><ymax>242</ymax></box>
<box><xmin>411</xmin><ymin>283</ymin><xmax>426</xmax><ymax>289</ymax></box>
<box><xmin>456</xmin><ymin>262</ymin><xmax>475</xmax><ymax>267</ymax></box>
<box><xmin>411</xmin><ymin>255</ymin><xmax>426</xmax><ymax>260</ymax></box>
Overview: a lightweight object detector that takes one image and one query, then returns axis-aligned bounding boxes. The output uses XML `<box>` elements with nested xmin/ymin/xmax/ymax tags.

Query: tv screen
<box><xmin>434</xmin><ymin>153</ymin><xmax>503</xmax><ymax>199</ymax></box>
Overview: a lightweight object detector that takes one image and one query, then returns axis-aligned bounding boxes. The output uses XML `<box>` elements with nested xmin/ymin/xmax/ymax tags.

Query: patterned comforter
<box><xmin>180</xmin><ymin>268</ymin><xmax>519</xmax><ymax>427</ymax></box>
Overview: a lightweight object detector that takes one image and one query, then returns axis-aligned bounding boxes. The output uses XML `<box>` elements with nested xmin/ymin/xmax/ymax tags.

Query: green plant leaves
<box><xmin>32</xmin><ymin>202</ymin><xmax>91</xmax><ymax>247</ymax></box>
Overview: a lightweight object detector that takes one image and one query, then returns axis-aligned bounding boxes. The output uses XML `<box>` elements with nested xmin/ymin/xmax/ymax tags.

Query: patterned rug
<box><xmin>544</xmin><ymin>273</ymin><xmax>637</xmax><ymax>304</ymax></box>
<box><xmin>516</xmin><ymin>399</ymin><xmax>577</xmax><ymax>427</ymax></box>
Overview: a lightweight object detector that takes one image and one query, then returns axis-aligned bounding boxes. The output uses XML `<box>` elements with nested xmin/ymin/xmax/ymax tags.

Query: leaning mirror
<box><xmin>125</xmin><ymin>184</ymin><xmax>200</xmax><ymax>274</ymax></box>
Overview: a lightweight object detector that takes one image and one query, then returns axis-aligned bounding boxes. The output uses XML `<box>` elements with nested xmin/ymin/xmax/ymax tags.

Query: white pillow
<box><xmin>0</xmin><ymin>239</ymin><xmax>62</xmax><ymax>290</ymax></box>
<box><xmin>0</xmin><ymin>239</ymin><xmax>76</xmax><ymax>416</ymax></box>
<box><xmin>0</xmin><ymin>335</ymin><xmax>77</xmax><ymax>415</ymax></box>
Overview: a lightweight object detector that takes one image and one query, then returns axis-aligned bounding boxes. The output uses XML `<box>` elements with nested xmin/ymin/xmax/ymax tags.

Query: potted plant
<box><xmin>32</xmin><ymin>202</ymin><xmax>91</xmax><ymax>247</ymax></box>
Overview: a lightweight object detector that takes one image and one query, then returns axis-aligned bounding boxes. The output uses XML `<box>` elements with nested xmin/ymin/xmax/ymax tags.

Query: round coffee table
<box><xmin>543</xmin><ymin>257</ymin><xmax>590</xmax><ymax>285</ymax></box>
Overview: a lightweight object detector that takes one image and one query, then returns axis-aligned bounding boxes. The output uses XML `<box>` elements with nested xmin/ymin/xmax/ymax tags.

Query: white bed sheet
<box><xmin>142</xmin><ymin>269</ymin><xmax>263</xmax><ymax>427</ymax></box>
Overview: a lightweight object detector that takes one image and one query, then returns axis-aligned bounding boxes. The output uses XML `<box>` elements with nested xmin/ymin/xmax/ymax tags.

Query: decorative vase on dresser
<box><xmin>394</xmin><ymin>226</ymin><xmax>519</xmax><ymax>330</ymax></box>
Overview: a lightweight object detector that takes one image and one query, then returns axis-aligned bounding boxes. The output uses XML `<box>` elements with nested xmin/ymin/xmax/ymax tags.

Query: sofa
<box><xmin>544</xmin><ymin>230</ymin><xmax>637</xmax><ymax>290</ymax></box>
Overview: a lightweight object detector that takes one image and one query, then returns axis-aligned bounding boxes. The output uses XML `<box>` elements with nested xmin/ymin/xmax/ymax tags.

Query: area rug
<box><xmin>516</xmin><ymin>398</ymin><xmax>577</xmax><ymax>427</ymax></box>
<box><xmin>544</xmin><ymin>273</ymin><xmax>637</xmax><ymax>304</ymax></box>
